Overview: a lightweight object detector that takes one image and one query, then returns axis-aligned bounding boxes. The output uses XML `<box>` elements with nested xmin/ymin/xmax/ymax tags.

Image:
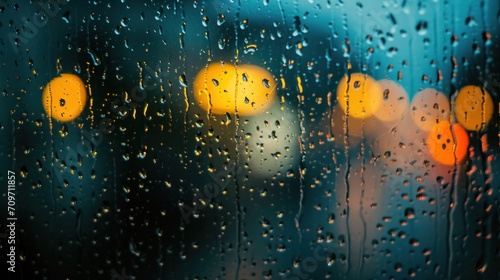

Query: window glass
<box><xmin>1</xmin><ymin>0</ymin><xmax>499</xmax><ymax>279</ymax></box>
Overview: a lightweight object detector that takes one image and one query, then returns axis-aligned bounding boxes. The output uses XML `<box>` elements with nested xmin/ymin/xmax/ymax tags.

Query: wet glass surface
<box><xmin>1</xmin><ymin>0</ymin><xmax>500</xmax><ymax>279</ymax></box>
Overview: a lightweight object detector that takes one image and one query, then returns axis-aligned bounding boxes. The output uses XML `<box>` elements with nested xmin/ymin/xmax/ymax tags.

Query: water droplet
<box><xmin>262</xmin><ymin>79</ymin><xmax>270</xmax><ymax>88</ymax></box>
<box><xmin>62</xmin><ymin>11</ymin><xmax>70</xmax><ymax>23</ymax></box>
<box><xmin>179</xmin><ymin>74</ymin><xmax>188</xmax><ymax>87</ymax></box>
<box><xmin>260</xmin><ymin>189</ymin><xmax>267</xmax><ymax>197</ymax></box>
<box><xmin>129</xmin><ymin>241</ymin><xmax>140</xmax><ymax>257</ymax></box>
<box><xmin>260</xmin><ymin>218</ymin><xmax>271</xmax><ymax>228</ymax></box>
<box><xmin>451</xmin><ymin>35</ymin><xmax>459</xmax><ymax>47</ymax></box>
<box><xmin>202</xmin><ymin>16</ymin><xmax>209</xmax><ymax>27</ymax></box>
<box><xmin>217</xmin><ymin>14</ymin><xmax>225</xmax><ymax>26</ymax></box>
<box><xmin>244</xmin><ymin>44</ymin><xmax>257</xmax><ymax>54</ymax></box>
<box><xmin>386</xmin><ymin>47</ymin><xmax>398</xmax><ymax>57</ymax></box>
<box><xmin>405</xmin><ymin>208</ymin><xmax>415</xmax><ymax>219</ymax></box>
<box><xmin>195</xmin><ymin>119</ymin><xmax>204</xmax><ymax>128</ymax></box>
<box><xmin>465</xmin><ymin>16</ymin><xmax>477</xmax><ymax>27</ymax></box>
<box><xmin>277</xmin><ymin>244</ymin><xmax>286</xmax><ymax>252</ymax></box>
<box><xmin>240</xmin><ymin>19</ymin><xmax>248</xmax><ymax>29</ymax></box>
<box><xmin>121</xmin><ymin>18</ymin><xmax>129</xmax><ymax>27</ymax></box>
<box><xmin>416</xmin><ymin>21</ymin><xmax>428</xmax><ymax>35</ymax></box>
<box><xmin>218</xmin><ymin>37</ymin><xmax>226</xmax><ymax>50</ymax></box>
<box><xmin>87</xmin><ymin>49</ymin><xmax>101</xmax><ymax>66</ymax></box>
<box><xmin>409</xmin><ymin>238</ymin><xmax>419</xmax><ymax>247</ymax></box>
<box><xmin>383</xmin><ymin>89</ymin><xmax>390</xmax><ymax>101</ymax></box>
<box><xmin>20</xmin><ymin>166</ymin><xmax>28</xmax><ymax>178</ymax></box>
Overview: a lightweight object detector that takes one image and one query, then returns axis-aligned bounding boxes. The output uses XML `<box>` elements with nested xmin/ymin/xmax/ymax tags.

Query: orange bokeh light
<box><xmin>427</xmin><ymin>121</ymin><xmax>469</xmax><ymax>165</ymax></box>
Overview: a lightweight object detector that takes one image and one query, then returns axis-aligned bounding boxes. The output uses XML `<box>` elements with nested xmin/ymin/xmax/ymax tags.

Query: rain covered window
<box><xmin>1</xmin><ymin>0</ymin><xmax>500</xmax><ymax>279</ymax></box>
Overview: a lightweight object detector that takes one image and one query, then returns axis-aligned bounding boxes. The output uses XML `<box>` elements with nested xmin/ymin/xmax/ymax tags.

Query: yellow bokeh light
<box><xmin>193</xmin><ymin>62</ymin><xmax>277</xmax><ymax>116</ymax></box>
<box><xmin>42</xmin><ymin>73</ymin><xmax>87</xmax><ymax>122</ymax></box>
<box><xmin>455</xmin><ymin>85</ymin><xmax>494</xmax><ymax>131</ymax></box>
<box><xmin>410</xmin><ymin>88</ymin><xmax>450</xmax><ymax>131</ymax></box>
<box><xmin>427</xmin><ymin>121</ymin><xmax>469</xmax><ymax>166</ymax></box>
<box><xmin>336</xmin><ymin>73</ymin><xmax>382</xmax><ymax>119</ymax></box>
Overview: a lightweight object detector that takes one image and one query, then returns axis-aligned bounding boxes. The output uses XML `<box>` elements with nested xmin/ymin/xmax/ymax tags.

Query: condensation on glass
<box><xmin>1</xmin><ymin>0</ymin><xmax>499</xmax><ymax>279</ymax></box>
